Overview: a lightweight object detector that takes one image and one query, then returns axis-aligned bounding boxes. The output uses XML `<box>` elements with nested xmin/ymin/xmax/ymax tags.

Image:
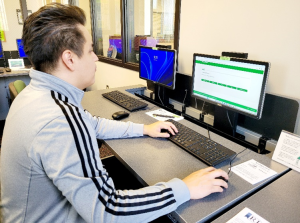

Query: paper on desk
<box><xmin>272</xmin><ymin>130</ymin><xmax>300</xmax><ymax>173</ymax></box>
<box><xmin>231</xmin><ymin>159</ymin><xmax>277</xmax><ymax>185</ymax></box>
<box><xmin>146</xmin><ymin>109</ymin><xmax>184</xmax><ymax>121</ymax></box>
<box><xmin>226</xmin><ymin>207</ymin><xmax>270</xmax><ymax>223</ymax></box>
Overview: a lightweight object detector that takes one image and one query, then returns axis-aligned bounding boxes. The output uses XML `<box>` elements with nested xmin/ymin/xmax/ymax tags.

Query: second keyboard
<box><xmin>102</xmin><ymin>90</ymin><xmax>148</xmax><ymax>112</ymax></box>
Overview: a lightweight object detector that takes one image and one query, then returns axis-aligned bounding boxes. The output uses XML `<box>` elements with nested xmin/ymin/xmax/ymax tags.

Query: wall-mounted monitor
<box><xmin>191</xmin><ymin>53</ymin><xmax>270</xmax><ymax>119</ymax></box>
<box><xmin>16</xmin><ymin>39</ymin><xmax>27</xmax><ymax>58</ymax></box>
<box><xmin>139</xmin><ymin>46</ymin><xmax>177</xmax><ymax>90</ymax></box>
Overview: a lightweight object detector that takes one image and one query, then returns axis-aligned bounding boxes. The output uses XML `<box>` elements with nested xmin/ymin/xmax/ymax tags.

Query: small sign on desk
<box><xmin>226</xmin><ymin>207</ymin><xmax>270</xmax><ymax>223</ymax></box>
<box><xmin>230</xmin><ymin>159</ymin><xmax>277</xmax><ymax>185</ymax></box>
<box><xmin>272</xmin><ymin>130</ymin><xmax>300</xmax><ymax>172</ymax></box>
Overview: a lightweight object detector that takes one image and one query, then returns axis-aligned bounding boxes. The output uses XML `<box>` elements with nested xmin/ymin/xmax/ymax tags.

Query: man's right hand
<box><xmin>182</xmin><ymin>167</ymin><xmax>228</xmax><ymax>199</ymax></box>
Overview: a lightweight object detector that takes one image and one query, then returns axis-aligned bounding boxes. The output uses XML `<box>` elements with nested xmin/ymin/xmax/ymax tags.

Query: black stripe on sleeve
<box><xmin>51</xmin><ymin>91</ymin><xmax>176</xmax><ymax>215</ymax></box>
<box><xmin>59</xmin><ymin>96</ymin><xmax>96</xmax><ymax>177</ymax></box>
<box><xmin>51</xmin><ymin>91</ymin><xmax>89</xmax><ymax>177</ymax></box>
<box><xmin>105</xmin><ymin>199</ymin><xmax>176</xmax><ymax>216</ymax></box>
<box><xmin>107</xmin><ymin>194</ymin><xmax>174</xmax><ymax>208</ymax></box>
<box><xmin>68</xmin><ymin>104</ymin><xmax>101</xmax><ymax>177</ymax></box>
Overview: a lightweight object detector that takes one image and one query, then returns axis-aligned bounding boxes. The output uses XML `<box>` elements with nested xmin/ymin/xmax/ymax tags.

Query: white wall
<box><xmin>178</xmin><ymin>0</ymin><xmax>300</xmax><ymax>134</ymax></box>
<box><xmin>88</xmin><ymin>61</ymin><xmax>146</xmax><ymax>91</ymax></box>
<box><xmin>2</xmin><ymin>0</ymin><xmax>23</xmax><ymax>51</ymax></box>
<box><xmin>179</xmin><ymin>0</ymin><xmax>300</xmax><ymax>100</ymax></box>
<box><xmin>26</xmin><ymin>0</ymin><xmax>44</xmax><ymax>13</ymax></box>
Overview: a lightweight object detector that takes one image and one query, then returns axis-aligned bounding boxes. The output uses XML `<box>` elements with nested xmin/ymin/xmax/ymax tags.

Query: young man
<box><xmin>1</xmin><ymin>3</ymin><xmax>228</xmax><ymax>223</ymax></box>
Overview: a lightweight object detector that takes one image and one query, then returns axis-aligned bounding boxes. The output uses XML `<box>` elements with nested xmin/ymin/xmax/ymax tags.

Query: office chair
<box><xmin>9</xmin><ymin>80</ymin><xmax>26</xmax><ymax>102</ymax></box>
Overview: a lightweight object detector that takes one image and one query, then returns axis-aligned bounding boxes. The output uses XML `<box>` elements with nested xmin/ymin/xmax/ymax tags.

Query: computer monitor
<box><xmin>16</xmin><ymin>39</ymin><xmax>27</xmax><ymax>58</ymax></box>
<box><xmin>0</xmin><ymin>40</ymin><xmax>3</xmax><ymax>59</ymax></box>
<box><xmin>139</xmin><ymin>46</ymin><xmax>177</xmax><ymax>90</ymax></box>
<box><xmin>191</xmin><ymin>53</ymin><xmax>270</xmax><ymax>119</ymax></box>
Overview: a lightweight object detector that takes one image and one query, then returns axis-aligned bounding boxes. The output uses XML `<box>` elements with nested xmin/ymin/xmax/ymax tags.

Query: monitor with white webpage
<box><xmin>191</xmin><ymin>54</ymin><xmax>270</xmax><ymax>119</ymax></box>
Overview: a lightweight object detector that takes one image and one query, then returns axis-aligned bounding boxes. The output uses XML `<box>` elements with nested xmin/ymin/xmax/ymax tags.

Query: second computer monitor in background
<box><xmin>191</xmin><ymin>53</ymin><xmax>270</xmax><ymax>119</ymax></box>
<box><xmin>139</xmin><ymin>46</ymin><xmax>177</xmax><ymax>90</ymax></box>
<box><xmin>16</xmin><ymin>39</ymin><xmax>27</xmax><ymax>58</ymax></box>
<box><xmin>0</xmin><ymin>40</ymin><xmax>3</xmax><ymax>59</ymax></box>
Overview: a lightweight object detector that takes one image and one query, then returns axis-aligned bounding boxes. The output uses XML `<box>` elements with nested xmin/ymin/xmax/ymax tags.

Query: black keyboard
<box><xmin>102</xmin><ymin>90</ymin><xmax>148</xmax><ymax>112</ymax></box>
<box><xmin>166</xmin><ymin>119</ymin><xmax>236</xmax><ymax>166</ymax></box>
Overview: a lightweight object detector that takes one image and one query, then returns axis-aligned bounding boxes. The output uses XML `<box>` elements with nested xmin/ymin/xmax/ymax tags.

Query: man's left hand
<box><xmin>143</xmin><ymin>121</ymin><xmax>178</xmax><ymax>138</ymax></box>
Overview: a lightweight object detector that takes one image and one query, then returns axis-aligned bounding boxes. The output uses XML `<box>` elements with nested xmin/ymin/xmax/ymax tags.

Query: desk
<box><xmin>0</xmin><ymin>70</ymin><xmax>30</xmax><ymax>120</ymax></box>
<box><xmin>213</xmin><ymin>170</ymin><xmax>300</xmax><ymax>222</ymax></box>
<box><xmin>81</xmin><ymin>85</ymin><xmax>289</xmax><ymax>223</ymax></box>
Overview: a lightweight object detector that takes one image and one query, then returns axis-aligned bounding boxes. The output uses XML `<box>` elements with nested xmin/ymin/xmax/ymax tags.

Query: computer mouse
<box><xmin>5</xmin><ymin>68</ymin><xmax>11</xmax><ymax>72</ymax></box>
<box><xmin>215</xmin><ymin>176</ymin><xmax>228</xmax><ymax>183</ymax></box>
<box><xmin>160</xmin><ymin>129</ymin><xmax>171</xmax><ymax>137</ymax></box>
<box><xmin>160</xmin><ymin>129</ymin><xmax>170</xmax><ymax>133</ymax></box>
<box><xmin>161</xmin><ymin>128</ymin><xmax>177</xmax><ymax>137</ymax></box>
<box><xmin>215</xmin><ymin>176</ymin><xmax>228</xmax><ymax>189</ymax></box>
<box><xmin>112</xmin><ymin>111</ymin><xmax>129</xmax><ymax>120</ymax></box>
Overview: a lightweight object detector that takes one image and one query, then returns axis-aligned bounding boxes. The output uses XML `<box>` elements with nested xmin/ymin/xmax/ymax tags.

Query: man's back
<box><xmin>1</xmin><ymin>76</ymin><xmax>81</xmax><ymax>222</ymax></box>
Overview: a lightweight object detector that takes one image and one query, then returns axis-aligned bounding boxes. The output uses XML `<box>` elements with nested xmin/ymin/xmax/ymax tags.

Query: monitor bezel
<box><xmin>191</xmin><ymin>53</ymin><xmax>270</xmax><ymax>119</ymax></box>
<box><xmin>16</xmin><ymin>39</ymin><xmax>27</xmax><ymax>58</ymax></box>
<box><xmin>139</xmin><ymin>46</ymin><xmax>177</xmax><ymax>90</ymax></box>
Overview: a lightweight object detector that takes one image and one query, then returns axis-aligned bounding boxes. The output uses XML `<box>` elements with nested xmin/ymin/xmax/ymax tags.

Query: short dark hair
<box><xmin>22</xmin><ymin>3</ymin><xmax>86</xmax><ymax>72</ymax></box>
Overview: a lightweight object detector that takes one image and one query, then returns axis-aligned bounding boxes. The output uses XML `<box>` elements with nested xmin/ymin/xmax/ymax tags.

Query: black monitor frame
<box><xmin>139</xmin><ymin>46</ymin><xmax>177</xmax><ymax>90</ymax></box>
<box><xmin>191</xmin><ymin>53</ymin><xmax>270</xmax><ymax>120</ymax></box>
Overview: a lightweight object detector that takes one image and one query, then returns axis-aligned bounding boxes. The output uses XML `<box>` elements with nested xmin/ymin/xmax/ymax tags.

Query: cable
<box><xmin>182</xmin><ymin>89</ymin><xmax>187</xmax><ymax>105</ymax></box>
<box><xmin>207</xmin><ymin>125</ymin><xmax>211</xmax><ymax>139</ymax></box>
<box><xmin>200</xmin><ymin>100</ymin><xmax>211</xmax><ymax>139</ymax></box>
<box><xmin>227</xmin><ymin>148</ymin><xmax>248</xmax><ymax>175</ymax></box>
<box><xmin>201</xmin><ymin>101</ymin><xmax>206</xmax><ymax>115</ymax></box>
<box><xmin>226</xmin><ymin>110</ymin><xmax>236</xmax><ymax>136</ymax></box>
<box><xmin>158</xmin><ymin>85</ymin><xmax>164</xmax><ymax>106</ymax></box>
<box><xmin>226</xmin><ymin>110</ymin><xmax>233</xmax><ymax>128</ymax></box>
<box><xmin>195</xmin><ymin>98</ymin><xmax>198</xmax><ymax>109</ymax></box>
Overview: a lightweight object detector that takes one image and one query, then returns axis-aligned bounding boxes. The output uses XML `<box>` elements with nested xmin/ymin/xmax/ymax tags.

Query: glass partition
<box><xmin>91</xmin><ymin>0</ymin><xmax>122</xmax><ymax>60</ymax></box>
<box><xmin>126</xmin><ymin>0</ymin><xmax>176</xmax><ymax>64</ymax></box>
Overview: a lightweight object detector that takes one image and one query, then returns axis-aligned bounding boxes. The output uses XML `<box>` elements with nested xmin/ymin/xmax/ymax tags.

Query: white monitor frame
<box><xmin>8</xmin><ymin>59</ymin><xmax>25</xmax><ymax>70</ymax></box>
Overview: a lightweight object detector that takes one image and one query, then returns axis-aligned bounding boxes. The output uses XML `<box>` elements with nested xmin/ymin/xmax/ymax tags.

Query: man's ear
<box><xmin>61</xmin><ymin>50</ymin><xmax>76</xmax><ymax>71</ymax></box>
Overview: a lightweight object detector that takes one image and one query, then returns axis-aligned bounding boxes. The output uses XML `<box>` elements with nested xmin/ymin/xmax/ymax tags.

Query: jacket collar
<box><xmin>29</xmin><ymin>69</ymin><xmax>84</xmax><ymax>107</ymax></box>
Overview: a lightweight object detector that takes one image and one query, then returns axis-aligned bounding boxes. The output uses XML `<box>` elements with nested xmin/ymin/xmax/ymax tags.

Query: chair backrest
<box><xmin>9</xmin><ymin>80</ymin><xmax>26</xmax><ymax>102</ymax></box>
<box><xmin>13</xmin><ymin>80</ymin><xmax>26</xmax><ymax>94</ymax></box>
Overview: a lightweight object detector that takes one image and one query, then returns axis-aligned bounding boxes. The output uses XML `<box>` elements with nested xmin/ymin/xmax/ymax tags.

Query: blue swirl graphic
<box><xmin>17</xmin><ymin>39</ymin><xmax>27</xmax><ymax>58</ymax></box>
<box><xmin>140</xmin><ymin>48</ymin><xmax>175</xmax><ymax>87</ymax></box>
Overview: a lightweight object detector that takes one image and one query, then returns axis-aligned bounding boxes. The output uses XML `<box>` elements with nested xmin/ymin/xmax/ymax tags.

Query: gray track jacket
<box><xmin>1</xmin><ymin>69</ymin><xmax>190</xmax><ymax>223</ymax></box>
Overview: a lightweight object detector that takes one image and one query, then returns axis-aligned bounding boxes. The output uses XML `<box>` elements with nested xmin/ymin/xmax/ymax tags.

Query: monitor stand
<box><xmin>214</xmin><ymin>106</ymin><xmax>238</xmax><ymax>137</ymax></box>
<box><xmin>154</xmin><ymin>84</ymin><xmax>172</xmax><ymax>109</ymax></box>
